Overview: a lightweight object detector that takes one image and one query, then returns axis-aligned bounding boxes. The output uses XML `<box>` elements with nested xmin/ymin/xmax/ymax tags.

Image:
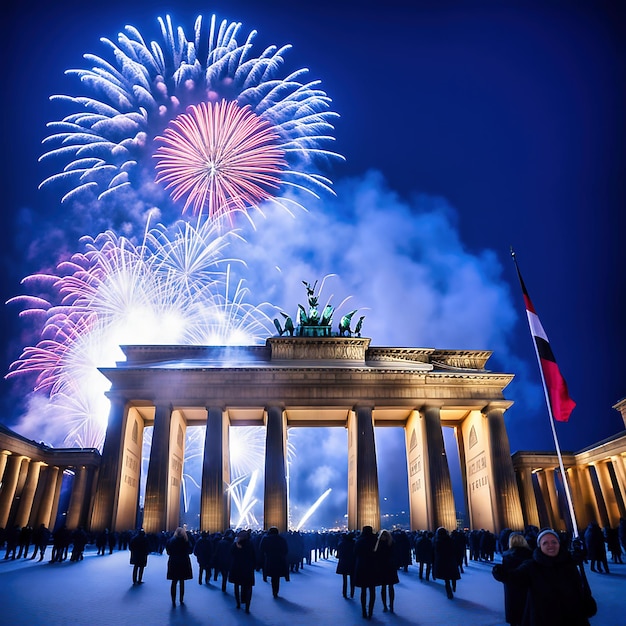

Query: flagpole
<box><xmin>511</xmin><ymin>248</ymin><xmax>579</xmax><ymax>538</ymax></box>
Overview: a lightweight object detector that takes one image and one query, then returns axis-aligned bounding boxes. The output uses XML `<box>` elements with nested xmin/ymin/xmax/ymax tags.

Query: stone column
<box><xmin>48</xmin><ymin>468</ymin><xmax>66</xmax><ymax>532</ymax></box>
<box><xmin>66</xmin><ymin>465</ymin><xmax>88</xmax><ymax>529</ymax></box>
<box><xmin>90</xmin><ymin>395</ymin><xmax>128</xmax><ymax>531</ymax></box>
<box><xmin>34</xmin><ymin>466</ymin><xmax>60</xmax><ymax>529</ymax></box>
<box><xmin>0</xmin><ymin>454</ymin><xmax>25</xmax><ymax>529</ymax></box>
<box><xmin>483</xmin><ymin>402</ymin><xmax>524</xmax><ymax>532</ymax></box>
<box><xmin>595</xmin><ymin>460</ymin><xmax>620</xmax><ymax>526</ymax></box>
<box><xmin>454</xmin><ymin>425</ymin><xmax>470</xmax><ymax>528</ymax></box>
<box><xmin>516</xmin><ymin>467</ymin><xmax>540</xmax><ymax>528</ymax></box>
<box><xmin>421</xmin><ymin>405</ymin><xmax>456</xmax><ymax>530</ymax></box>
<box><xmin>534</xmin><ymin>470</ymin><xmax>553</xmax><ymax>528</ymax></box>
<box><xmin>353</xmin><ymin>405</ymin><xmax>380</xmax><ymax>531</ymax></box>
<box><xmin>201</xmin><ymin>407</ymin><xmax>230</xmax><ymax>533</ymax></box>
<box><xmin>143</xmin><ymin>404</ymin><xmax>173</xmax><ymax>534</ymax></box>
<box><xmin>15</xmin><ymin>460</ymin><xmax>44</xmax><ymax>529</ymax></box>
<box><xmin>545</xmin><ymin>469</ymin><xmax>563</xmax><ymax>528</ymax></box>
<box><xmin>264</xmin><ymin>406</ymin><xmax>288</xmax><ymax>532</ymax></box>
<box><xmin>0</xmin><ymin>450</ymin><xmax>9</xmax><ymax>484</ymax></box>
<box><xmin>568</xmin><ymin>466</ymin><xmax>595</xmax><ymax>531</ymax></box>
<box><xmin>609</xmin><ymin>456</ymin><xmax>626</xmax><ymax>518</ymax></box>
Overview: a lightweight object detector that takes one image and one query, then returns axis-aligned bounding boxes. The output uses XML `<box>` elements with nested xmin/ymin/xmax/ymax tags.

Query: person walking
<box><xmin>432</xmin><ymin>527</ymin><xmax>461</xmax><ymax>599</ymax></box>
<box><xmin>415</xmin><ymin>530</ymin><xmax>434</xmax><ymax>581</ymax></box>
<box><xmin>492</xmin><ymin>528</ymin><xmax>596</xmax><ymax>625</ymax></box>
<box><xmin>193</xmin><ymin>531</ymin><xmax>214</xmax><ymax>585</ymax></box>
<box><xmin>498</xmin><ymin>532</ymin><xmax>533</xmax><ymax>626</ymax></box>
<box><xmin>166</xmin><ymin>527</ymin><xmax>193</xmax><ymax>606</ymax></box>
<box><xmin>375</xmin><ymin>529</ymin><xmax>399</xmax><ymax>613</ymax></box>
<box><xmin>129</xmin><ymin>529</ymin><xmax>150</xmax><ymax>584</ymax></box>
<box><xmin>353</xmin><ymin>525</ymin><xmax>378</xmax><ymax>619</ymax></box>
<box><xmin>213</xmin><ymin>530</ymin><xmax>235</xmax><ymax>592</ymax></box>
<box><xmin>335</xmin><ymin>531</ymin><xmax>356</xmax><ymax>598</ymax></box>
<box><xmin>259</xmin><ymin>526</ymin><xmax>289</xmax><ymax>598</ymax></box>
<box><xmin>229</xmin><ymin>529</ymin><xmax>256</xmax><ymax>613</ymax></box>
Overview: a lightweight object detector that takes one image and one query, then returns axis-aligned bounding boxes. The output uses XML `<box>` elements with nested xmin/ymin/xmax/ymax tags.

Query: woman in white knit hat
<box><xmin>492</xmin><ymin>528</ymin><xmax>596</xmax><ymax>626</ymax></box>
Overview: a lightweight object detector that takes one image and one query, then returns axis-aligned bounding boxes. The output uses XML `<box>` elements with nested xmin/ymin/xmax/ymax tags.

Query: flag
<box><xmin>512</xmin><ymin>251</ymin><xmax>576</xmax><ymax>422</ymax></box>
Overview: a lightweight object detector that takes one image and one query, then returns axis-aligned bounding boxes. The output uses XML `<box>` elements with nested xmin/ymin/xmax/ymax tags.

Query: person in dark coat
<box><xmin>29</xmin><ymin>524</ymin><xmax>50</xmax><ymax>562</ymax></box>
<box><xmin>70</xmin><ymin>527</ymin><xmax>88</xmax><ymax>562</ymax></box>
<box><xmin>193</xmin><ymin>531</ymin><xmax>214</xmax><ymax>585</ymax></box>
<box><xmin>3</xmin><ymin>525</ymin><xmax>20</xmax><ymax>560</ymax></box>
<box><xmin>415</xmin><ymin>531</ymin><xmax>434</xmax><ymax>580</ymax></box>
<box><xmin>451</xmin><ymin>529</ymin><xmax>468</xmax><ymax>573</ymax></box>
<box><xmin>499</xmin><ymin>532</ymin><xmax>533</xmax><ymax>626</ymax></box>
<box><xmin>129</xmin><ymin>529</ymin><xmax>150</xmax><ymax>584</ymax></box>
<box><xmin>353</xmin><ymin>525</ymin><xmax>378</xmax><ymax>619</ymax></box>
<box><xmin>584</xmin><ymin>521</ymin><xmax>609</xmax><ymax>573</ymax></box>
<box><xmin>392</xmin><ymin>529</ymin><xmax>412</xmax><ymax>572</ymax></box>
<box><xmin>17</xmin><ymin>525</ymin><xmax>33</xmax><ymax>559</ymax></box>
<box><xmin>213</xmin><ymin>530</ymin><xmax>235</xmax><ymax>591</ymax></box>
<box><xmin>259</xmin><ymin>526</ymin><xmax>289</xmax><ymax>598</ymax></box>
<box><xmin>492</xmin><ymin>528</ymin><xmax>594</xmax><ymax>626</ymax></box>
<box><xmin>335</xmin><ymin>532</ymin><xmax>356</xmax><ymax>598</ymax></box>
<box><xmin>229</xmin><ymin>530</ymin><xmax>256</xmax><ymax>613</ymax></box>
<box><xmin>432</xmin><ymin>527</ymin><xmax>461</xmax><ymax>599</ymax></box>
<box><xmin>604</xmin><ymin>526</ymin><xmax>623</xmax><ymax>564</ymax></box>
<box><xmin>375</xmin><ymin>530</ymin><xmax>399</xmax><ymax>613</ymax></box>
<box><xmin>166</xmin><ymin>527</ymin><xmax>193</xmax><ymax>606</ymax></box>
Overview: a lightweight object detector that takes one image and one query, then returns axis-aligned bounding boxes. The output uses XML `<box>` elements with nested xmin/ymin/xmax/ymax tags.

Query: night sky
<box><xmin>2</xmin><ymin>1</ymin><xmax>625</xmax><ymax>527</ymax></box>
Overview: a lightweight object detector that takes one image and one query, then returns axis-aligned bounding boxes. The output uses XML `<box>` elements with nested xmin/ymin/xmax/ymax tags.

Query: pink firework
<box><xmin>154</xmin><ymin>101</ymin><xmax>286</xmax><ymax>220</ymax></box>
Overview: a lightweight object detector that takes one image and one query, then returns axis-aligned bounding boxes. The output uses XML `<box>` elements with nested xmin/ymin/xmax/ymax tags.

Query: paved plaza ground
<box><xmin>0</xmin><ymin>545</ymin><xmax>623</xmax><ymax>625</ymax></box>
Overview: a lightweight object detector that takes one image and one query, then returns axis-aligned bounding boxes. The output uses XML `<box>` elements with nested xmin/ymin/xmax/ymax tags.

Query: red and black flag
<box><xmin>512</xmin><ymin>250</ymin><xmax>576</xmax><ymax>423</ymax></box>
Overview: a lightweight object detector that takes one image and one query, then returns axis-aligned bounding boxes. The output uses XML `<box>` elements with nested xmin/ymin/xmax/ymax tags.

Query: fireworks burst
<box><xmin>7</xmin><ymin>219</ymin><xmax>275</xmax><ymax>448</ymax></box>
<box><xmin>39</xmin><ymin>13</ymin><xmax>342</xmax><ymax>222</ymax></box>
<box><xmin>8</xmin><ymin>11</ymin><xmax>343</xmax><ymax>530</ymax></box>
<box><xmin>154</xmin><ymin>101</ymin><xmax>286</xmax><ymax>220</ymax></box>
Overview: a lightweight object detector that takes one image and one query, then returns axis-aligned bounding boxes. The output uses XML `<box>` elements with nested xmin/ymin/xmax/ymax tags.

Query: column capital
<box><xmin>419</xmin><ymin>403</ymin><xmax>443</xmax><ymax>412</ymax></box>
<box><xmin>481</xmin><ymin>400</ymin><xmax>514</xmax><ymax>415</ymax></box>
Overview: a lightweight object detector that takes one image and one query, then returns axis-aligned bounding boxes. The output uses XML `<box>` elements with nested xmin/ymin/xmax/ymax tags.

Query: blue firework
<box><xmin>39</xmin><ymin>13</ymin><xmax>343</xmax><ymax>218</ymax></box>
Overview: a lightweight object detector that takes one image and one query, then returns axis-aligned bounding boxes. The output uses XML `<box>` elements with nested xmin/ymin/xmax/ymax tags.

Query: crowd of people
<box><xmin>2</xmin><ymin>518</ymin><xmax>626</xmax><ymax>622</ymax></box>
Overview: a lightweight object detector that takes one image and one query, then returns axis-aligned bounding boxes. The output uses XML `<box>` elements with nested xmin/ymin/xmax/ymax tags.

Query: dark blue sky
<box><xmin>1</xmin><ymin>0</ymin><xmax>625</xmax><ymax>465</ymax></box>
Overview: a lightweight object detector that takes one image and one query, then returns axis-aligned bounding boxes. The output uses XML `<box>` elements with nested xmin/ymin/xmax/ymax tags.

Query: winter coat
<box><xmin>129</xmin><ymin>531</ymin><xmax>150</xmax><ymax>567</ymax></box>
<box><xmin>193</xmin><ymin>536</ymin><xmax>214</xmax><ymax>569</ymax></box>
<box><xmin>500</xmin><ymin>546</ymin><xmax>533</xmax><ymax>625</ymax></box>
<box><xmin>213</xmin><ymin>534</ymin><xmax>234</xmax><ymax>573</ymax></box>
<box><xmin>375</xmin><ymin>539</ymin><xmax>399</xmax><ymax>586</ymax></box>
<box><xmin>353</xmin><ymin>528</ymin><xmax>378</xmax><ymax>588</ymax></box>
<box><xmin>392</xmin><ymin>530</ymin><xmax>412</xmax><ymax>568</ymax></box>
<box><xmin>229</xmin><ymin>536</ymin><xmax>256</xmax><ymax>586</ymax></box>
<box><xmin>584</xmin><ymin>523</ymin><xmax>606</xmax><ymax>560</ymax></box>
<box><xmin>432</xmin><ymin>529</ymin><xmax>461</xmax><ymax>581</ymax></box>
<box><xmin>259</xmin><ymin>531</ymin><xmax>289</xmax><ymax>579</ymax></box>
<box><xmin>166</xmin><ymin>536</ymin><xmax>193</xmax><ymax>581</ymax></box>
<box><xmin>492</xmin><ymin>546</ymin><xmax>591</xmax><ymax>626</ymax></box>
<box><xmin>335</xmin><ymin>535</ymin><xmax>356</xmax><ymax>575</ymax></box>
<box><xmin>415</xmin><ymin>532</ymin><xmax>434</xmax><ymax>564</ymax></box>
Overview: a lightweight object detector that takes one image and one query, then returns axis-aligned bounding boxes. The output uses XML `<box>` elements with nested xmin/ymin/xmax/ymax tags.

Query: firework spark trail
<box><xmin>39</xmin><ymin>13</ymin><xmax>342</xmax><ymax>222</ymax></box>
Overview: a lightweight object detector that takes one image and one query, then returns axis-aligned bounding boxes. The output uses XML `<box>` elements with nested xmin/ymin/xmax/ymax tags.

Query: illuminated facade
<box><xmin>89</xmin><ymin>337</ymin><xmax>524</xmax><ymax>534</ymax></box>
<box><xmin>0</xmin><ymin>424</ymin><xmax>100</xmax><ymax>532</ymax></box>
<box><xmin>2</xmin><ymin>341</ymin><xmax>624</xmax><ymax>537</ymax></box>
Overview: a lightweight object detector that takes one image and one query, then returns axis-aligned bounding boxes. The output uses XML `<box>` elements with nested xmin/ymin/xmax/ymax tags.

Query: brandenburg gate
<box><xmin>90</xmin><ymin>337</ymin><xmax>525</xmax><ymax>534</ymax></box>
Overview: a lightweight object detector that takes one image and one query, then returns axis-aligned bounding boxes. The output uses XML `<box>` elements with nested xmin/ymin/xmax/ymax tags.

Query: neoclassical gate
<box><xmin>90</xmin><ymin>337</ymin><xmax>523</xmax><ymax>534</ymax></box>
